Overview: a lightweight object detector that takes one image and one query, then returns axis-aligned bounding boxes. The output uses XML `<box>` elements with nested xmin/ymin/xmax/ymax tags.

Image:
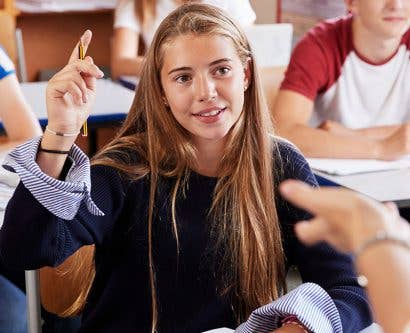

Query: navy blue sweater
<box><xmin>0</xmin><ymin>141</ymin><xmax>371</xmax><ymax>332</ymax></box>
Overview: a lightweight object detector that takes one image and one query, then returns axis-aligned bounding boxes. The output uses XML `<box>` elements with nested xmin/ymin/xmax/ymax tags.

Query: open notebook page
<box><xmin>307</xmin><ymin>155</ymin><xmax>410</xmax><ymax>176</ymax></box>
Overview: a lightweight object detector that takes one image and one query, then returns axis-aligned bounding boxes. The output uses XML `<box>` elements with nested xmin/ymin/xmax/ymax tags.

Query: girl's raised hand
<box><xmin>45</xmin><ymin>30</ymin><xmax>104</xmax><ymax>136</ymax></box>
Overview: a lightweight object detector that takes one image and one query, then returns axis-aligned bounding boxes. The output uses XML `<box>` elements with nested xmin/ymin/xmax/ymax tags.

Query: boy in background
<box><xmin>273</xmin><ymin>0</ymin><xmax>410</xmax><ymax>160</ymax></box>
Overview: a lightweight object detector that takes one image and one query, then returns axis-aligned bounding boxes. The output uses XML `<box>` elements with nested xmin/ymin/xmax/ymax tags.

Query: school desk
<box><xmin>19</xmin><ymin>79</ymin><xmax>134</xmax><ymax>154</ymax></box>
<box><xmin>314</xmin><ymin>168</ymin><xmax>410</xmax><ymax>208</ymax></box>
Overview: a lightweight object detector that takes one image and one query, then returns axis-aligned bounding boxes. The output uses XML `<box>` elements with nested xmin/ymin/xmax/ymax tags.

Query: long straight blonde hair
<box><xmin>69</xmin><ymin>3</ymin><xmax>286</xmax><ymax>331</ymax></box>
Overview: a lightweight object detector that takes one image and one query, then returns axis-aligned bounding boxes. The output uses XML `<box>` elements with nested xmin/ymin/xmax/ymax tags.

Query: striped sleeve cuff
<box><xmin>234</xmin><ymin>283</ymin><xmax>342</xmax><ymax>333</ymax></box>
<box><xmin>2</xmin><ymin>136</ymin><xmax>104</xmax><ymax>220</ymax></box>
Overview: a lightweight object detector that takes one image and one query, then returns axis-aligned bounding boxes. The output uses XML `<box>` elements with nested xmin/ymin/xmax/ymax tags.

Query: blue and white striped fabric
<box><xmin>3</xmin><ymin>136</ymin><xmax>104</xmax><ymax>219</ymax></box>
<box><xmin>235</xmin><ymin>283</ymin><xmax>342</xmax><ymax>333</ymax></box>
<box><xmin>0</xmin><ymin>47</ymin><xmax>15</xmax><ymax>80</ymax></box>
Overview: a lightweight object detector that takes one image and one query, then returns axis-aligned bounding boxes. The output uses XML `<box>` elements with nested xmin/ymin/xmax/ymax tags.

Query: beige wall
<box><xmin>250</xmin><ymin>0</ymin><xmax>277</xmax><ymax>23</ymax></box>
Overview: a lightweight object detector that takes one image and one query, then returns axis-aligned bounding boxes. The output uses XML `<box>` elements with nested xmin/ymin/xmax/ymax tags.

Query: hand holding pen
<box><xmin>78</xmin><ymin>38</ymin><xmax>88</xmax><ymax>137</ymax></box>
<box><xmin>45</xmin><ymin>30</ymin><xmax>104</xmax><ymax>144</ymax></box>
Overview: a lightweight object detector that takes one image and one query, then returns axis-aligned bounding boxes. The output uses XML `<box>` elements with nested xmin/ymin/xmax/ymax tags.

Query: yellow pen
<box><xmin>78</xmin><ymin>40</ymin><xmax>88</xmax><ymax>137</ymax></box>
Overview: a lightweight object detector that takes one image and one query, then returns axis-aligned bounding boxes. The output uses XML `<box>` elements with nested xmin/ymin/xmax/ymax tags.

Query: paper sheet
<box><xmin>308</xmin><ymin>155</ymin><xmax>410</xmax><ymax>176</ymax></box>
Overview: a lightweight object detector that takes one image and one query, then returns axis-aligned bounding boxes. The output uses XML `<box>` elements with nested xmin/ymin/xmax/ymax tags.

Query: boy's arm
<box><xmin>321</xmin><ymin>120</ymin><xmax>404</xmax><ymax>140</ymax></box>
<box><xmin>273</xmin><ymin>90</ymin><xmax>410</xmax><ymax>160</ymax></box>
<box><xmin>273</xmin><ymin>90</ymin><xmax>382</xmax><ymax>158</ymax></box>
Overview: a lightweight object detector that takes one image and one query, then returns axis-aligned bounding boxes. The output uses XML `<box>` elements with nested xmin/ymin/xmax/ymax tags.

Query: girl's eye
<box><xmin>216</xmin><ymin>67</ymin><xmax>231</xmax><ymax>76</ymax></box>
<box><xmin>175</xmin><ymin>75</ymin><xmax>191</xmax><ymax>84</ymax></box>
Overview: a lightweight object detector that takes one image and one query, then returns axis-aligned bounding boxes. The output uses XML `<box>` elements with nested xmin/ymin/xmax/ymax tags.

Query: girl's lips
<box><xmin>193</xmin><ymin>106</ymin><xmax>226</xmax><ymax>116</ymax></box>
<box><xmin>383</xmin><ymin>17</ymin><xmax>406</xmax><ymax>22</ymax></box>
<box><xmin>194</xmin><ymin>107</ymin><xmax>227</xmax><ymax>124</ymax></box>
<box><xmin>196</xmin><ymin>109</ymin><xmax>222</xmax><ymax>117</ymax></box>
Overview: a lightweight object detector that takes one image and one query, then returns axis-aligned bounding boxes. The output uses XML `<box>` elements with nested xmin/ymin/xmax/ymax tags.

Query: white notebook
<box><xmin>308</xmin><ymin>155</ymin><xmax>410</xmax><ymax>176</ymax></box>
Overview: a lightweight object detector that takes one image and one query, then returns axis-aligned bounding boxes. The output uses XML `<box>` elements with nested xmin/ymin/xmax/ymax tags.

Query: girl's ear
<box><xmin>243</xmin><ymin>57</ymin><xmax>252</xmax><ymax>91</ymax></box>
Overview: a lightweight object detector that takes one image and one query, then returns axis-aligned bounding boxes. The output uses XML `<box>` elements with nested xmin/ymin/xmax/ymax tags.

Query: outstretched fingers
<box><xmin>280</xmin><ymin>180</ymin><xmax>345</xmax><ymax>218</ymax></box>
<box><xmin>68</xmin><ymin>30</ymin><xmax>92</xmax><ymax>64</ymax></box>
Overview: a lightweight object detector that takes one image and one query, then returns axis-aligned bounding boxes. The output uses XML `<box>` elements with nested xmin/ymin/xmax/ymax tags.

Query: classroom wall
<box><xmin>250</xmin><ymin>0</ymin><xmax>277</xmax><ymax>23</ymax></box>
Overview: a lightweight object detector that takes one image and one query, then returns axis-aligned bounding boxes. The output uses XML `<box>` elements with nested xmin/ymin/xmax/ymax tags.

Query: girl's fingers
<box><xmin>80</xmin><ymin>57</ymin><xmax>101</xmax><ymax>92</ymax></box>
<box><xmin>83</xmin><ymin>75</ymin><xmax>97</xmax><ymax>94</ymax></box>
<box><xmin>52</xmin><ymin>72</ymin><xmax>88</xmax><ymax>103</ymax></box>
<box><xmin>49</xmin><ymin>71</ymin><xmax>95</xmax><ymax>106</ymax></box>
<box><xmin>53</xmin><ymin>59</ymin><xmax>103</xmax><ymax>93</ymax></box>
<box><xmin>85</xmin><ymin>55</ymin><xmax>94</xmax><ymax>64</ymax></box>
<box><xmin>55</xmin><ymin>59</ymin><xmax>103</xmax><ymax>80</ymax></box>
<box><xmin>294</xmin><ymin>216</ymin><xmax>352</xmax><ymax>252</ymax></box>
<box><xmin>68</xmin><ymin>30</ymin><xmax>92</xmax><ymax>64</ymax></box>
<box><xmin>280</xmin><ymin>180</ymin><xmax>338</xmax><ymax>216</ymax></box>
<box><xmin>294</xmin><ymin>217</ymin><xmax>328</xmax><ymax>246</ymax></box>
<box><xmin>66</xmin><ymin>59</ymin><xmax>104</xmax><ymax>81</ymax></box>
<box><xmin>50</xmin><ymin>80</ymin><xmax>84</xmax><ymax>106</ymax></box>
<box><xmin>383</xmin><ymin>201</ymin><xmax>400</xmax><ymax>217</ymax></box>
<box><xmin>280</xmin><ymin>180</ymin><xmax>368</xmax><ymax>221</ymax></box>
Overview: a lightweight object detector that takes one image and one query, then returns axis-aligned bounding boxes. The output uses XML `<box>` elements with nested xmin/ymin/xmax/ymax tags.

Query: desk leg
<box><xmin>25</xmin><ymin>270</ymin><xmax>42</xmax><ymax>333</ymax></box>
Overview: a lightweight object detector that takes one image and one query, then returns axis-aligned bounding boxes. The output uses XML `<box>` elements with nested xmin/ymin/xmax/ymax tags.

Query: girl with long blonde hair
<box><xmin>111</xmin><ymin>0</ymin><xmax>256</xmax><ymax>79</ymax></box>
<box><xmin>1</xmin><ymin>4</ymin><xmax>371</xmax><ymax>333</ymax></box>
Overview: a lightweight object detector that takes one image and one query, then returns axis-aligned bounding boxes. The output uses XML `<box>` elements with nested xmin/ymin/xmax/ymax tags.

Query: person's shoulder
<box><xmin>274</xmin><ymin>136</ymin><xmax>304</xmax><ymax>165</ymax></box>
<box><xmin>282</xmin><ymin>15</ymin><xmax>353</xmax><ymax>97</ymax></box>
<box><xmin>307</xmin><ymin>15</ymin><xmax>352</xmax><ymax>43</ymax></box>
<box><xmin>294</xmin><ymin>14</ymin><xmax>353</xmax><ymax>61</ymax></box>
<box><xmin>0</xmin><ymin>47</ymin><xmax>15</xmax><ymax>80</ymax></box>
<box><xmin>273</xmin><ymin>136</ymin><xmax>317</xmax><ymax>186</ymax></box>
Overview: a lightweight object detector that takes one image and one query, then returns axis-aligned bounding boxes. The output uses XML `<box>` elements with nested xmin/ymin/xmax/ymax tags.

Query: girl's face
<box><xmin>160</xmin><ymin>34</ymin><xmax>250</xmax><ymax>147</ymax></box>
<box><xmin>348</xmin><ymin>0</ymin><xmax>410</xmax><ymax>39</ymax></box>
